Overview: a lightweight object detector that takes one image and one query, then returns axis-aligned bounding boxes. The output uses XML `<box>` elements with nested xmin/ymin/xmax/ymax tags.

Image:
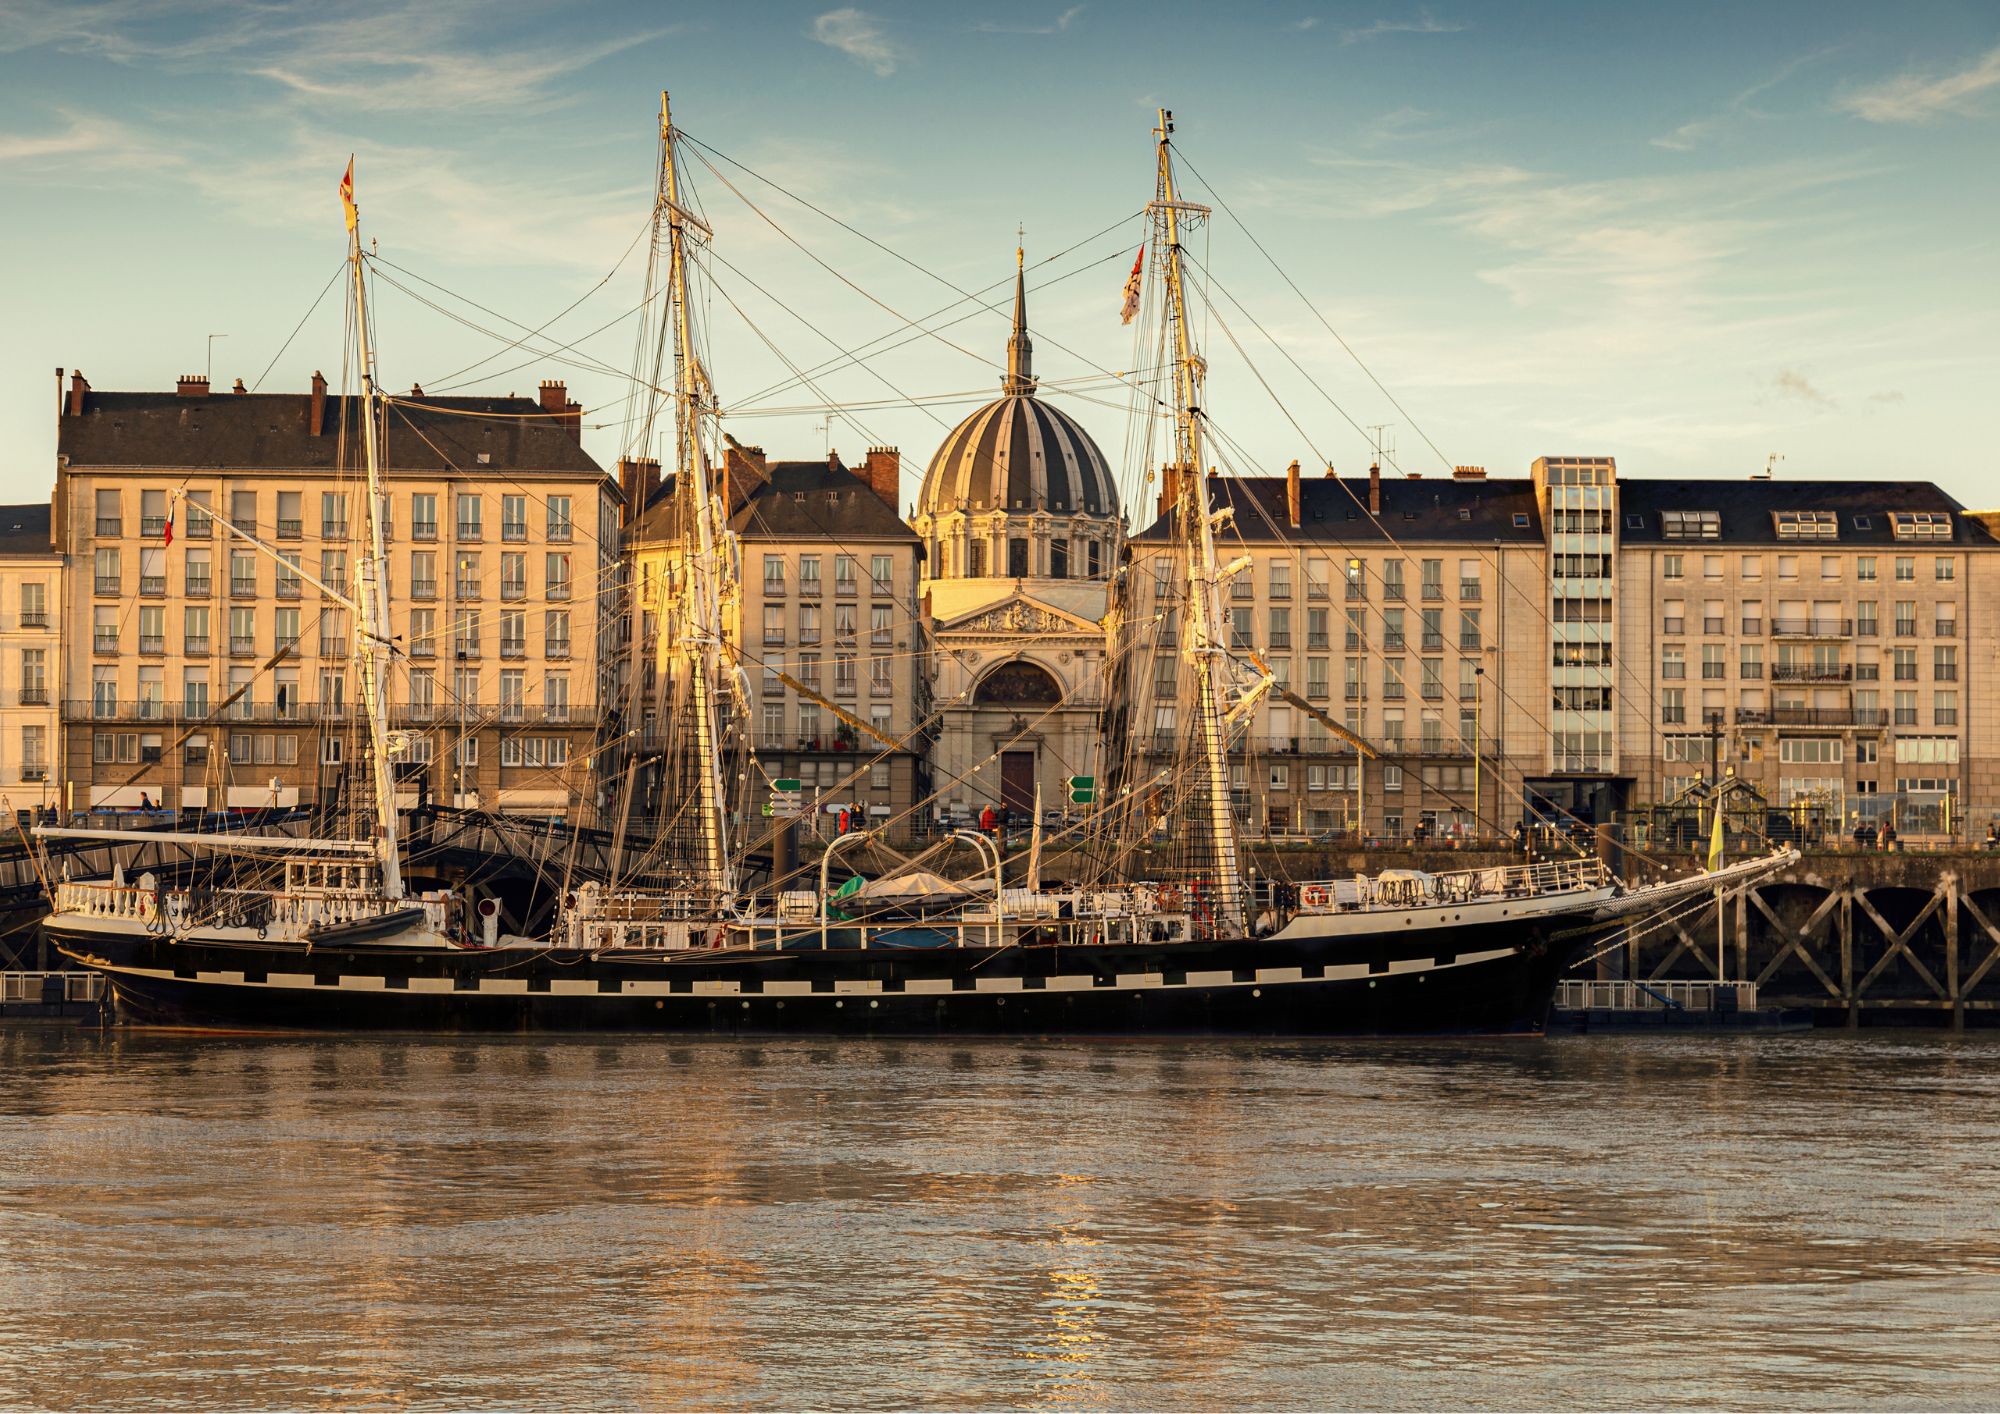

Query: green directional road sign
<box><xmin>772</xmin><ymin>778</ymin><xmax>802</xmax><ymax>793</ymax></box>
<box><xmin>1067</xmin><ymin>775</ymin><xmax>1095</xmax><ymax>805</ymax></box>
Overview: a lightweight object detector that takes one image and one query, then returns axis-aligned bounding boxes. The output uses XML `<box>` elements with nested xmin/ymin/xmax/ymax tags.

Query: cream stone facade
<box><xmin>0</xmin><ymin>503</ymin><xmax>61</xmax><ymax>815</ymax></box>
<box><xmin>53</xmin><ymin>371</ymin><xmax>619</xmax><ymax>821</ymax></box>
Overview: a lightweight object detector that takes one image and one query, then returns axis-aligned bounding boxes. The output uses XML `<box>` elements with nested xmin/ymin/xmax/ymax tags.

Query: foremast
<box><xmin>1151</xmin><ymin>109</ymin><xmax>1245</xmax><ymax>933</ymax></box>
<box><xmin>659</xmin><ymin>92</ymin><xmax>736</xmax><ymax>904</ymax></box>
<box><xmin>345</xmin><ymin>169</ymin><xmax>404</xmax><ymax>900</ymax></box>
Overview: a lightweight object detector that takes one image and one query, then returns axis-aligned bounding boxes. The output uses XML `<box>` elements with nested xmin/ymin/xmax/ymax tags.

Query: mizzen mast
<box><xmin>343</xmin><ymin>161</ymin><xmax>405</xmax><ymax>900</ymax></box>
<box><xmin>1151</xmin><ymin>109</ymin><xmax>1245</xmax><ymax>931</ymax></box>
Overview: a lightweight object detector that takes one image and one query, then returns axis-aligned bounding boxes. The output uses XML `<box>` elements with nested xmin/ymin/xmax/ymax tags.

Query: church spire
<box><xmin>1004</xmin><ymin>240</ymin><xmax>1036</xmax><ymax>394</ymax></box>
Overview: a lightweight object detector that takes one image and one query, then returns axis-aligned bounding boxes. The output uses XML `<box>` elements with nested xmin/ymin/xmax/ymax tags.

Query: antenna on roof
<box><xmin>1756</xmin><ymin>452</ymin><xmax>1783</xmax><ymax>481</ymax></box>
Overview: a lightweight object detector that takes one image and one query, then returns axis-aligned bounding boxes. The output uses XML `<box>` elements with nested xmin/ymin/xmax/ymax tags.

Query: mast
<box><xmin>660</xmin><ymin>92</ymin><xmax>736</xmax><ymax>902</ymax></box>
<box><xmin>1151</xmin><ymin>109</ymin><xmax>1245</xmax><ymax>931</ymax></box>
<box><xmin>344</xmin><ymin>167</ymin><xmax>405</xmax><ymax>899</ymax></box>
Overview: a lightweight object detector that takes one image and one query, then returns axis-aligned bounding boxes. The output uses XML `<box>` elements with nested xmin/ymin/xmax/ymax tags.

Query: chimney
<box><xmin>1158</xmin><ymin>464</ymin><xmax>1183</xmax><ymax>520</ymax></box>
<box><xmin>537</xmin><ymin>379</ymin><xmax>583</xmax><ymax>441</ymax></box>
<box><xmin>409</xmin><ymin>383</ymin><xmax>425</xmax><ymax>398</ymax></box>
<box><xmin>722</xmin><ymin>436</ymin><xmax>770</xmax><ymax>499</ymax></box>
<box><xmin>860</xmin><ymin>446</ymin><xmax>900</xmax><ymax>510</ymax></box>
<box><xmin>1368</xmin><ymin>461</ymin><xmax>1381</xmax><ymax>516</ymax></box>
<box><xmin>1286</xmin><ymin>459</ymin><xmax>1301</xmax><ymax>529</ymax></box>
<box><xmin>1452</xmin><ymin>465</ymin><xmax>1486</xmax><ymax>480</ymax></box>
<box><xmin>309</xmin><ymin>370</ymin><xmax>327</xmax><ymax>437</ymax></box>
<box><xmin>641</xmin><ymin>456</ymin><xmax>662</xmax><ymax>504</ymax></box>
<box><xmin>231</xmin><ymin>378</ymin><xmax>247</xmax><ymax>396</ymax></box>
<box><xmin>177</xmin><ymin>374</ymin><xmax>209</xmax><ymax>398</ymax></box>
<box><xmin>616</xmin><ymin>457</ymin><xmax>643</xmax><ymax>520</ymax></box>
<box><xmin>67</xmin><ymin>369</ymin><xmax>89</xmax><ymax>417</ymax></box>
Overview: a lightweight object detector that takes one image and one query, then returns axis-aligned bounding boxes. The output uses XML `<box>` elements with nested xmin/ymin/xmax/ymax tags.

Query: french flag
<box><xmin>162</xmin><ymin>504</ymin><xmax>174</xmax><ymax>548</ymax></box>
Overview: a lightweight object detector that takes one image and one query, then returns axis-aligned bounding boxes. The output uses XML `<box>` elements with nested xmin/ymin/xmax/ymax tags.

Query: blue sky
<box><xmin>1</xmin><ymin>0</ymin><xmax>1995</xmax><ymax>512</ymax></box>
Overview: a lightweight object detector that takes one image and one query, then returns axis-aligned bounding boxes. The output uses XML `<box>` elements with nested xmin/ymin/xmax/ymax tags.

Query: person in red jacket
<box><xmin>979</xmin><ymin>803</ymin><xmax>997</xmax><ymax>836</ymax></box>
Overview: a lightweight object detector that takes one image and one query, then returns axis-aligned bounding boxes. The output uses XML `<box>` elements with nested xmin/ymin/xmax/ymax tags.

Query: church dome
<box><xmin>916</xmin><ymin>253</ymin><xmax>1117</xmax><ymax>520</ymax></box>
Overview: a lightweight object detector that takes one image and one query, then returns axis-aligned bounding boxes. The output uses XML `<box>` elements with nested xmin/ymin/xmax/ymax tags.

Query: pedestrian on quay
<box><xmin>979</xmin><ymin>803</ymin><xmax>997</xmax><ymax>836</ymax></box>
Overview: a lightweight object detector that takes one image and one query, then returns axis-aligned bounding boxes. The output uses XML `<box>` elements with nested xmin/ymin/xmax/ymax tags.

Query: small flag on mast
<box><xmin>162</xmin><ymin>504</ymin><xmax>174</xmax><ymax>548</ymax></box>
<box><xmin>339</xmin><ymin>157</ymin><xmax>357</xmax><ymax>232</ymax></box>
<box><xmin>1706</xmin><ymin>794</ymin><xmax>1726</xmax><ymax>873</ymax></box>
<box><xmin>1119</xmin><ymin>246</ymin><xmax>1145</xmax><ymax>324</ymax></box>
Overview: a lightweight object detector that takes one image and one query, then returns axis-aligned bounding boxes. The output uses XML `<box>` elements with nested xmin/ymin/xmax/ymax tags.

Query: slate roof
<box><xmin>1129</xmin><ymin>474</ymin><xmax>1545</xmax><ymax>545</ymax></box>
<box><xmin>1618</xmin><ymin>479</ymin><xmax>1997</xmax><ymax>547</ymax></box>
<box><xmin>58</xmin><ymin>391</ymin><xmax>606</xmax><ymax>477</ymax></box>
<box><xmin>0</xmin><ymin>502</ymin><xmax>53</xmax><ymax>557</ymax></box>
<box><xmin>630</xmin><ymin>459</ymin><xmax>918</xmax><ymax>547</ymax></box>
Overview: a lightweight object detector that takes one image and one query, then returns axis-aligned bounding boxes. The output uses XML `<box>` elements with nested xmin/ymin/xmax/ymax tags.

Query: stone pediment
<box><xmin>937</xmin><ymin>594</ymin><xmax>1103</xmax><ymax>638</ymax></box>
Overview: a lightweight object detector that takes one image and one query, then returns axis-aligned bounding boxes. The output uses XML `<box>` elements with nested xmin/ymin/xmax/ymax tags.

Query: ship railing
<box><xmin>55</xmin><ymin>880</ymin><xmax>165</xmax><ymax>923</ymax></box>
<box><xmin>1557</xmin><ymin>979</ymin><xmax>1757</xmax><ymax>1013</ymax></box>
<box><xmin>1</xmin><ymin>971</ymin><xmax>106</xmax><ymax>1003</ymax></box>
<box><xmin>1293</xmin><ymin>857</ymin><xmax>1609</xmax><ymax>914</ymax></box>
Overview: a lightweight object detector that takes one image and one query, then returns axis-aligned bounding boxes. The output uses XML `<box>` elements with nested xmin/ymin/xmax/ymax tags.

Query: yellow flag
<box><xmin>1706</xmin><ymin>798</ymin><xmax>1725</xmax><ymax>873</ymax></box>
<box><xmin>339</xmin><ymin>157</ymin><xmax>357</xmax><ymax>232</ymax></box>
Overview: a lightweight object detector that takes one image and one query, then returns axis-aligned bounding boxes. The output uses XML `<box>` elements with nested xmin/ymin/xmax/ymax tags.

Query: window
<box><xmin>871</xmin><ymin>606</ymin><xmax>892</xmax><ymax>646</ymax></box>
<box><xmin>799</xmin><ymin>556</ymin><xmax>822</xmax><ymax>594</ymax></box>
<box><xmin>799</xmin><ymin>604</ymin><xmax>821</xmax><ymax>644</ymax></box>
<box><xmin>546</xmin><ymin>496</ymin><xmax>572</xmax><ymax>542</ymax></box>
<box><xmin>321</xmin><ymin>549</ymin><xmax>347</xmax><ymax>589</ymax></box>
<box><xmin>1820</xmin><ymin>556</ymin><xmax>1841</xmax><ymax>581</ymax></box>
<box><xmin>501</xmin><ymin>495</ymin><xmax>527</xmax><ymax>541</ymax></box>
<box><xmin>1935</xmin><ymin>557</ymin><xmax>1956</xmax><ymax>582</ymax></box>
<box><xmin>274</xmin><ymin>606</ymin><xmax>300</xmax><ymax>650</ymax></box>
<box><xmin>870</xmin><ymin>656</ymin><xmax>892</xmax><ymax>695</ymax></box>
<box><xmin>411</xmin><ymin>493</ymin><xmax>438</xmax><ymax>541</ymax></box>
<box><xmin>763</xmin><ymin>604</ymin><xmax>785</xmax><ymax>645</ymax></box>
<box><xmin>185</xmin><ymin>491</ymin><xmax>213</xmax><ymax>537</ymax></box>
<box><xmin>546</xmin><ymin>552</ymin><xmax>571</xmax><ymax>601</ymax></box>
<box><xmin>870</xmin><ymin>554</ymin><xmax>893</xmax><ymax>596</ymax></box>
<box><xmin>230</xmin><ymin>607</ymin><xmax>256</xmax><ymax>656</ymax></box>
<box><xmin>1741</xmin><ymin>556</ymin><xmax>1763</xmax><ymax>581</ymax></box>
<box><xmin>1662</xmin><ymin>647</ymin><xmax>1685</xmax><ymax>680</ymax></box>
<box><xmin>1889</xmin><ymin>511</ymin><xmax>1952</xmax><ymax>541</ymax></box>
<box><xmin>1269</xmin><ymin>562</ymin><xmax>1292</xmax><ymax>599</ymax></box>
<box><xmin>1774</xmin><ymin>510</ymin><xmax>1838</xmax><ymax>540</ymax></box>
<box><xmin>1895</xmin><ymin>556</ymin><xmax>1915</xmax><ymax>583</ymax></box>
<box><xmin>499</xmin><ymin>669</ymin><xmax>525</xmax><ymax>721</ymax></box>
<box><xmin>1008</xmin><ymin>540</ymin><xmax>1028</xmax><ymax>578</ymax></box>
<box><xmin>764</xmin><ymin>555</ymin><xmax>785</xmax><ymax>593</ymax></box>
<box><xmin>184</xmin><ymin>606</ymin><xmax>210</xmax><ymax>656</ymax></box>
<box><xmin>452</xmin><ymin>609</ymin><xmax>479</xmax><ymax>659</ymax></box>
<box><xmin>1702</xmin><ymin>644</ymin><xmax>1727</xmax><ymax>680</ymax></box>
<box><xmin>456</xmin><ymin>494</ymin><xmax>482</xmax><ymax>541</ymax></box>
<box><xmin>410</xmin><ymin>608</ymin><xmax>435</xmax><ymax>659</ymax></box>
<box><xmin>545</xmin><ymin>610</ymin><xmax>571</xmax><ymax>659</ymax></box>
<box><xmin>500</xmin><ymin>610</ymin><xmax>526</xmax><ymax>659</ymax></box>
<box><xmin>321</xmin><ymin>491</ymin><xmax>347</xmax><ymax>540</ymax></box>
<box><xmin>410</xmin><ymin>551</ymin><xmax>436</xmax><ymax>600</ymax></box>
<box><xmin>1779</xmin><ymin>737</ymin><xmax>1842</xmax><ymax>764</ymax></box>
<box><xmin>1661</xmin><ymin>510</ymin><xmax>1720</xmax><ymax>539</ymax></box>
<box><xmin>1893</xmin><ymin>737</ymin><xmax>1958</xmax><ymax>765</ymax></box>
<box><xmin>545</xmin><ymin>673</ymin><xmax>569</xmax><ymax>723</ymax></box>
<box><xmin>1662</xmin><ymin>555</ymin><xmax>1683</xmax><ymax>580</ymax></box>
<box><xmin>455</xmin><ymin>553</ymin><xmax>480</xmax><ymax>600</ymax></box>
<box><xmin>1934</xmin><ymin>691</ymin><xmax>1958</xmax><ymax>726</ymax></box>
<box><xmin>501</xmin><ymin>553</ymin><xmax>526</xmax><ymax>600</ymax></box>
<box><xmin>1856</xmin><ymin>556</ymin><xmax>1877</xmax><ymax>582</ymax></box>
<box><xmin>95</xmin><ymin>546</ymin><xmax>120</xmax><ymax>596</ymax></box>
<box><xmin>1935</xmin><ymin>645</ymin><xmax>1957</xmax><ymax>681</ymax></box>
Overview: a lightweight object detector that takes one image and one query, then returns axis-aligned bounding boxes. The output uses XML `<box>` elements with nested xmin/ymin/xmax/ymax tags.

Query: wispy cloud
<box><xmin>1290</xmin><ymin>16</ymin><xmax>1321</xmax><ymax>31</ymax></box>
<box><xmin>811</xmin><ymin>8</ymin><xmax>908</xmax><ymax>76</ymax></box>
<box><xmin>253</xmin><ymin>28</ymin><xmax>670</xmax><ymax>114</ymax></box>
<box><xmin>1340</xmin><ymin>10</ymin><xmax>1462</xmax><ymax>45</ymax></box>
<box><xmin>1652</xmin><ymin>46</ymin><xmax>1839</xmax><ymax>151</ymax></box>
<box><xmin>975</xmin><ymin>5</ymin><xmax>1084</xmax><ymax>36</ymax></box>
<box><xmin>1772</xmin><ymin>368</ymin><xmax>1833</xmax><ymax>406</ymax></box>
<box><xmin>1841</xmin><ymin>44</ymin><xmax>2000</xmax><ymax>123</ymax></box>
<box><xmin>0</xmin><ymin>110</ymin><xmax>142</xmax><ymax>163</ymax></box>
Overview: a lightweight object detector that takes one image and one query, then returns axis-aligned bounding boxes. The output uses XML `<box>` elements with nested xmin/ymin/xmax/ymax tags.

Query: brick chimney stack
<box><xmin>860</xmin><ymin>446</ymin><xmax>900</xmax><ymax>510</ymax></box>
<box><xmin>232</xmin><ymin>378</ymin><xmax>247</xmax><ymax>395</ymax></box>
<box><xmin>1158</xmin><ymin>464</ymin><xmax>1183</xmax><ymax>520</ymax></box>
<box><xmin>538</xmin><ymin>379</ymin><xmax>583</xmax><ymax>442</ymax></box>
<box><xmin>1452</xmin><ymin>465</ymin><xmax>1487</xmax><ymax>480</ymax></box>
<box><xmin>1368</xmin><ymin>461</ymin><xmax>1382</xmax><ymax>516</ymax></box>
<box><xmin>67</xmin><ymin>369</ymin><xmax>90</xmax><ymax>417</ymax></box>
<box><xmin>1286</xmin><ymin>459</ymin><xmax>1301</xmax><ymax>528</ymax></box>
<box><xmin>309</xmin><ymin>371</ymin><xmax>328</xmax><ymax>437</ymax></box>
<box><xmin>616</xmin><ymin>457</ymin><xmax>664</xmax><ymax>521</ymax></box>
<box><xmin>177</xmin><ymin>374</ymin><xmax>208</xmax><ymax>398</ymax></box>
<box><xmin>722</xmin><ymin>435</ymin><xmax>770</xmax><ymax>500</ymax></box>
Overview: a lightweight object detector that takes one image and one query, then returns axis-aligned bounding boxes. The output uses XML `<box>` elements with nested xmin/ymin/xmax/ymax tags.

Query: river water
<box><xmin>2</xmin><ymin>1028</ymin><xmax>1997</xmax><ymax>1410</ymax></box>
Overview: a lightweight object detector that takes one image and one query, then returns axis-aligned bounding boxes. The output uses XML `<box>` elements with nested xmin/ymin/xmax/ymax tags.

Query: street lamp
<box><xmin>1473</xmin><ymin>662</ymin><xmax>1485</xmax><ymax>841</ymax></box>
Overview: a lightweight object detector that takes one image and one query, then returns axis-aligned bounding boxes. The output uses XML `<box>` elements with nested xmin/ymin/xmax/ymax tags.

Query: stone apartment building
<box><xmin>1119</xmin><ymin>456</ymin><xmax>2000</xmax><ymax>843</ymax></box>
<box><xmin>53</xmin><ymin>370</ymin><xmax>621</xmax><ymax>820</ymax></box>
<box><xmin>624</xmin><ymin>444</ymin><xmax>930</xmax><ymax>833</ymax></box>
<box><xmin>0</xmin><ymin>503</ymin><xmax>61</xmax><ymax>813</ymax></box>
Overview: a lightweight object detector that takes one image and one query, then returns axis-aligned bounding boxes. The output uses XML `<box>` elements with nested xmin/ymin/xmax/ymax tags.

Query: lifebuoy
<box><xmin>1301</xmin><ymin>883</ymin><xmax>1330</xmax><ymax>910</ymax></box>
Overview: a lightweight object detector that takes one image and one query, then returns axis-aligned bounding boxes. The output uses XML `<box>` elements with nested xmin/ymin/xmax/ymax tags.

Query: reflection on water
<box><xmin>2</xmin><ymin>1029</ymin><xmax>1999</xmax><ymax>1409</ymax></box>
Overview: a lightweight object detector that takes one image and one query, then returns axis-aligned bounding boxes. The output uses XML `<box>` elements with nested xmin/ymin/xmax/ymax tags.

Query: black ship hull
<box><xmin>53</xmin><ymin>913</ymin><xmax>1600</xmax><ymax>1036</ymax></box>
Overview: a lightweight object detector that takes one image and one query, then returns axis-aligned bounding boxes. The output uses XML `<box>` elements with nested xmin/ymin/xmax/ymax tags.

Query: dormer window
<box><xmin>1774</xmin><ymin>510</ymin><xmax>1838</xmax><ymax>540</ymax></box>
<box><xmin>1625</xmin><ymin>513</ymin><xmax>1644</xmax><ymax>529</ymax></box>
<box><xmin>1890</xmin><ymin>511</ymin><xmax>1952</xmax><ymax>540</ymax></box>
<box><xmin>1853</xmin><ymin>515</ymin><xmax>1872</xmax><ymax>530</ymax></box>
<box><xmin>1513</xmin><ymin>513</ymin><xmax>1530</xmax><ymax>528</ymax></box>
<box><xmin>1661</xmin><ymin>510</ymin><xmax>1720</xmax><ymax>540</ymax></box>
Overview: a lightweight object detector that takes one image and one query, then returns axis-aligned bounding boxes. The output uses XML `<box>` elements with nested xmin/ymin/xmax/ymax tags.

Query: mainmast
<box><xmin>1151</xmin><ymin>109</ymin><xmax>1245</xmax><ymax>931</ymax></box>
<box><xmin>660</xmin><ymin>92</ymin><xmax>736</xmax><ymax>902</ymax></box>
<box><xmin>343</xmin><ymin>165</ymin><xmax>405</xmax><ymax>900</ymax></box>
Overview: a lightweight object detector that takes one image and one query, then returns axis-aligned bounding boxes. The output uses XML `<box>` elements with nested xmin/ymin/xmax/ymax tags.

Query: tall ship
<box><xmin>44</xmin><ymin>99</ymin><xmax>1796</xmax><ymax>1034</ymax></box>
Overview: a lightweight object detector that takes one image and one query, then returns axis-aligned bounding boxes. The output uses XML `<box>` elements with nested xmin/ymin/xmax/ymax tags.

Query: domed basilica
<box><xmin>913</xmin><ymin>251</ymin><xmax>1124</xmax><ymax>825</ymax></box>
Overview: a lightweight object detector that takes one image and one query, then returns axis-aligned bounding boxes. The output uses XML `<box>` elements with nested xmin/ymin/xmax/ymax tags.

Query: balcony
<box><xmin>277</xmin><ymin>519</ymin><xmax>303</xmax><ymax>539</ymax></box>
<box><xmin>1345</xmin><ymin>633</ymin><xmax>1365</xmax><ymax>651</ymax></box>
<box><xmin>1740</xmin><ymin>618</ymin><xmax>1763</xmax><ymax>635</ymax></box>
<box><xmin>456</xmin><ymin>522</ymin><xmax>482</xmax><ymax>543</ymax></box>
<box><xmin>836</xmin><ymin>578</ymin><xmax>857</xmax><ymax>598</ymax></box>
<box><xmin>411</xmin><ymin>579</ymin><xmax>436</xmax><ymax>600</ymax></box>
<box><xmin>455</xmin><ymin>579</ymin><xmax>482</xmax><ymax>602</ymax></box>
<box><xmin>184</xmin><ymin>516</ymin><xmax>212</xmax><ymax>538</ymax></box>
<box><xmin>322</xmin><ymin>521</ymin><xmax>349</xmax><ymax>542</ymax></box>
<box><xmin>549</xmin><ymin>581</ymin><xmax>571</xmax><ymax>601</ymax></box>
<box><xmin>1739</xmin><ymin>706</ymin><xmax>1889</xmax><ymax>728</ymax></box>
<box><xmin>1662</xmin><ymin>617</ymin><xmax>1685</xmax><ymax>634</ymax></box>
<box><xmin>96</xmin><ymin>517</ymin><xmax>122</xmax><ymax>537</ymax></box>
<box><xmin>1382</xmin><ymin>632</ymin><xmax>1405</xmax><ymax>652</ymax></box>
<box><xmin>1422</xmin><ymin>583</ymin><xmax>1444</xmax><ymax>601</ymax></box>
<box><xmin>1460</xmin><ymin>581</ymin><xmax>1482</xmax><ymax>602</ymax></box>
<box><xmin>548</xmin><ymin>522</ymin><xmax>573</xmax><ymax>544</ymax></box>
<box><xmin>1421</xmin><ymin>634</ymin><xmax>1444</xmax><ymax>653</ymax></box>
<box><xmin>411</xmin><ymin>640</ymin><xmax>435</xmax><ymax>659</ymax></box>
<box><xmin>501</xmin><ymin>580</ymin><xmax>527</xmax><ymax>602</ymax></box>
<box><xmin>1458</xmin><ymin>634</ymin><xmax>1482</xmax><ymax>652</ymax></box>
<box><xmin>1772</xmin><ymin>664</ymin><xmax>1852</xmax><ymax>682</ymax></box>
<box><xmin>140</xmin><ymin>576</ymin><xmax>166</xmax><ymax>597</ymax></box>
<box><xmin>185</xmin><ymin>636</ymin><xmax>210</xmax><ymax>656</ymax></box>
<box><xmin>139</xmin><ymin>635</ymin><xmax>165</xmax><ymax>655</ymax></box>
<box><xmin>231</xmin><ymin>578</ymin><xmax>256</xmax><ymax>598</ymax></box>
<box><xmin>1268</xmin><ymin>633</ymin><xmax>1292</xmax><ymax>650</ymax></box>
<box><xmin>454</xmin><ymin>643</ymin><xmax>480</xmax><ymax>661</ymax></box>
<box><xmin>18</xmin><ymin>687</ymin><xmax>48</xmax><ymax>706</ymax></box>
<box><xmin>798</xmin><ymin>577</ymin><xmax>822</xmax><ymax>599</ymax></box>
<box><xmin>1772</xmin><ymin>618</ymin><xmax>1851</xmax><ymax>637</ymax></box>
<box><xmin>1702</xmin><ymin>662</ymin><xmax>1727</xmax><ymax>680</ymax></box>
<box><xmin>413</xmin><ymin>521</ymin><xmax>438</xmax><ymax>543</ymax></box>
<box><xmin>277</xmin><ymin>580</ymin><xmax>301</xmax><ymax>600</ymax></box>
<box><xmin>501</xmin><ymin>642</ymin><xmax>526</xmax><ymax>660</ymax></box>
<box><xmin>93</xmin><ymin>631</ymin><xmax>118</xmax><ymax>655</ymax></box>
<box><xmin>1894</xmin><ymin>664</ymin><xmax>1919</xmax><ymax>682</ymax></box>
<box><xmin>1894</xmin><ymin>709</ymin><xmax>1918</xmax><ymax>726</ymax></box>
<box><xmin>19</xmin><ymin>612</ymin><xmax>48</xmax><ymax>629</ymax></box>
<box><xmin>20</xmin><ymin>766</ymin><xmax>46</xmax><ymax>781</ymax></box>
<box><xmin>1936</xmin><ymin>664</ymin><xmax>1959</xmax><ymax>682</ymax></box>
<box><xmin>1895</xmin><ymin>619</ymin><xmax>1918</xmax><ymax>637</ymax></box>
<box><xmin>502</xmin><ymin>521</ymin><xmax>527</xmax><ymax>543</ymax></box>
<box><xmin>319</xmin><ymin>638</ymin><xmax>348</xmax><ymax>659</ymax></box>
<box><xmin>186</xmin><ymin>577</ymin><xmax>211</xmax><ymax>599</ymax></box>
<box><xmin>1343</xmin><ymin>685</ymin><xmax>1366</xmax><ymax>702</ymax></box>
<box><xmin>1420</xmin><ymin>684</ymin><xmax>1444</xmax><ymax>701</ymax></box>
<box><xmin>546</xmin><ymin>640</ymin><xmax>571</xmax><ymax>660</ymax></box>
<box><xmin>276</xmin><ymin>633</ymin><xmax>300</xmax><ymax>652</ymax></box>
<box><xmin>1938</xmin><ymin>619</ymin><xmax>1959</xmax><ymax>637</ymax></box>
<box><xmin>94</xmin><ymin>576</ymin><xmax>120</xmax><ymax>596</ymax></box>
<box><xmin>230</xmin><ymin>636</ymin><xmax>257</xmax><ymax>656</ymax></box>
<box><xmin>1345</xmin><ymin>582</ymin><xmax>1367</xmax><ymax>602</ymax></box>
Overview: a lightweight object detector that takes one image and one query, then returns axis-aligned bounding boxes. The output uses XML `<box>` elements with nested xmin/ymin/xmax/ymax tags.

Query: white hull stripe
<box><xmin>89</xmin><ymin>948</ymin><xmax>1523</xmax><ymax>999</ymax></box>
